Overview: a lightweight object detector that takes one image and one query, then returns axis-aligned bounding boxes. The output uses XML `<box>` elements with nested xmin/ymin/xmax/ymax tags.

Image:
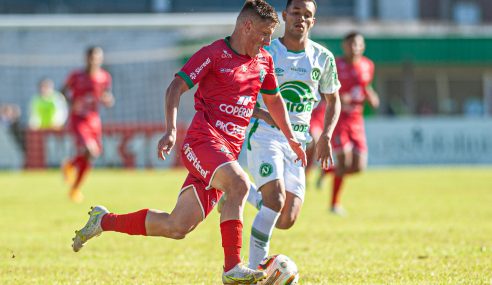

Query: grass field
<box><xmin>1</xmin><ymin>167</ymin><xmax>491</xmax><ymax>285</ymax></box>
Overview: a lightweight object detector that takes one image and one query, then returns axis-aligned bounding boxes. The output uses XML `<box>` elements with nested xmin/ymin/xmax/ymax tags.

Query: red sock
<box><xmin>70</xmin><ymin>155</ymin><xmax>84</xmax><ymax>168</ymax></box>
<box><xmin>101</xmin><ymin>209</ymin><xmax>148</xmax><ymax>236</ymax></box>
<box><xmin>331</xmin><ymin>175</ymin><xmax>344</xmax><ymax>207</ymax></box>
<box><xmin>73</xmin><ymin>156</ymin><xmax>90</xmax><ymax>189</ymax></box>
<box><xmin>220</xmin><ymin>220</ymin><xmax>243</xmax><ymax>272</ymax></box>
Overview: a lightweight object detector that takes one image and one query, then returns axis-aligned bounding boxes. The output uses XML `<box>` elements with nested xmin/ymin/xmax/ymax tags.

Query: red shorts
<box><xmin>69</xmin><ymin>115</ymin><xmax>102</xmax><ymax>154</ymax></box>
<box><xmin>332</xmin><ymin>120</ymin><xmax>367</xmax><ymax>154</ymax></box>
<box><xmin>179</xmin><ymin>138</ymin><xmax>237</xmax><ymax>218</ymax></box>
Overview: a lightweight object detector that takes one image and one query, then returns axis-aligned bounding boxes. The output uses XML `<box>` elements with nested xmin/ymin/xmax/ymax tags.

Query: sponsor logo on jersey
<box><xmin>189</xmin><ymin>57</ymin><xmax>211</xmax><ymax>80</ymax></box>
<box><xmin>182</xmin><ymin>143</ymin><xmax>209</xmax><ymax>178</ymax></box>
<box><xmin>219</xmin><ymin>104</ymin><xmax>254</xmax><ymax>117</ymax></box>
<box><xmin>221</xmin><ymin>49</ymin><xmax>232</xmax><ymax>59</ymax></box>
<box><xmin>275</xmin><ymin>67</ymin><xmax>284</xmax><ymax>77</ymax></box>
<box><xmin>215</xmin><ymin>120</ymin><xmax>247</xmax><ymax>137</ymax></box>
<box><xmin>280</xmin><ymin>81</ymin><xmax>317</xmax><ymax>113</ymax></box>
<box><xmin>290</xmin><ymin>66</ymin><xmax>307</xmax><ymax>75</ymax></box>
<box><xmin>237</xmin><ymin>95</ymin><xmax>253</xmax><ymax>106</ymax></box>
<box><xmin>311</xmin><ymin>67</ymin><xmax>321</xmax><ymax>81</ymax></box>
<box><xmin>219</xmin><ymin>96</ymin><xmax>254</xmax><ymax>118</ymax></box>
<box><xmin>259</xmin><ymin>162</ymin><xmax>273</xmax><ymax>177</ymax></box>
<box><xmin>220</xmin><ymin>68</ymin><xmax>233</xmax><ymax>73</ymax></box>
<box><xmin>241</xmin><ymin>65</ymin><xmax>248</xmax><ymax>72</ymax></box>
<box><xmin>259</xmin><ymin>68</ymin><xmax>266</xmax><ymax>83</ymax></box>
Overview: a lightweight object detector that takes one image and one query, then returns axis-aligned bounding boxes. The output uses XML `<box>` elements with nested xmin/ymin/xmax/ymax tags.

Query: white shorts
<box><xmin>246</xmin><ymin>127</ymin><xmax>306</xmax><ymax>201</ymax></box>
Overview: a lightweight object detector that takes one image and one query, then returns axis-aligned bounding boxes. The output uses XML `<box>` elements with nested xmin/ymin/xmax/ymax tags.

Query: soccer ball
<box><xmin>257</xmin><ymin>254</ymin><xmax>299</xmax><ymax>285</ymax></box>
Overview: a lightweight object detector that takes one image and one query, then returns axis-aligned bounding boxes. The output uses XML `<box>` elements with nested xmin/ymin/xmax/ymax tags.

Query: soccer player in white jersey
<box><xmin>245</xmin><ymin>0</ymin><xmax>341</xmax><ymax>269</ymax></box>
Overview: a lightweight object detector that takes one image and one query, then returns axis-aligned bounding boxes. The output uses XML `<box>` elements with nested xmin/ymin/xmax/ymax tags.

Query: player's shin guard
<box><xmin>249</xmin><ymin>206</ymin><xmax>280</xmax><ymax>269</ymax></box>
<box><xmin>101</xmin><ymin>209</ymin><xmax>149</xmax><ymax>235</ymax></box>
<box><xmin>247</xmin><ymin>183</ymin><xmax>262</xmax><ymax>210</ymax></box>
<box><xmin>220</xmin><ymin>220</ymin><xmax>243</xmax><ymax>272</ymax></box>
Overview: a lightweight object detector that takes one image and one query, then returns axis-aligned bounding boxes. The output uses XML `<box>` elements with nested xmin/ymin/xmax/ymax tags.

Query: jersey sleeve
<box><xmin>260</xmin><ymin>55</ymin><xmax>279</xmax><ymax>95</ymax></box>
<box><xmin>176</xmin><ymin>45</ymin><xmax>213</xmax><ymax>89</ymax></box>
<box><xmin>64</xmin><ymin>71</ymin><xmax>76</xmax><ymax>90</ymax></box>
<box><xmin>320</xmin><ymin>53</ymin><xmax>341</xmax><ymax>94</ymax></box>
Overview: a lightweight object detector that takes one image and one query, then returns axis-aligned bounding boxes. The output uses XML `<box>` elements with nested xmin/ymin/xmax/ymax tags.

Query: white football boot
<box><xmin>72</xmin><ymin>205</ymin><xmax>109</xmax><ymax>252</ymax></box>
<box><xmin>222</xmin><ymin>263</ymin><xmax>267</xmax><ymax>284</ymax></box>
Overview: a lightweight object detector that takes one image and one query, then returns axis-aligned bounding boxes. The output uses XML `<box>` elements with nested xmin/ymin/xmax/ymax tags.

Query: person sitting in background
<box><xmin>28</xmin><ymin>78</ymin><xmax>68</xmax><ymax>130</ymax></box>
<box><xmin>0</xmin><ymin>103</ymin><xmax>25</xmax><ymax>152</ymax></box>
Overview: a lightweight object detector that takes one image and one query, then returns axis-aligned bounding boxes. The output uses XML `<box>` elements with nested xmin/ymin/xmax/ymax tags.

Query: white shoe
<box><xmin>72</xmin><ymin>205</ymin><xmax>109</xmax><ymax>252</ymax></box>
<box><xmin>222</xmin><ymin>263</ymin><xmax>267</xmax><ymax>284</ymax></box>
<box><xmin>330</xmin><ymin>205</ymin><xmax>347</xmax><ymax>216</ymax></box>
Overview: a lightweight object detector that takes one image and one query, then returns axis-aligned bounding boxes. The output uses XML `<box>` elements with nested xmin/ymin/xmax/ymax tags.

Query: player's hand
<box><xmin>101</xmin><ymin>92</ymin><xmax>115</xmax><ymax>108</ymax></box>
<box><xmin>288</xmin><ymin>138</ymin><xmax>307</xmax><ymax>167</ymax></box>
<box><xmin>157</xmin><ymin>131</ymin><xmax>176</xmax><ymax>160</ymax></box>
<box><xmin>316</xmin><ymin>134</ymin><xmax>334</xmax><ymax>170</ymax></box>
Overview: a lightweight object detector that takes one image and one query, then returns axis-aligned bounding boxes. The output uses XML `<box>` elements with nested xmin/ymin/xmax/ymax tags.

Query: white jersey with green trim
<box><xmin>254</xmin><ymin>38</ymin><xmax>341</xmax><ymax>143</ymax></box>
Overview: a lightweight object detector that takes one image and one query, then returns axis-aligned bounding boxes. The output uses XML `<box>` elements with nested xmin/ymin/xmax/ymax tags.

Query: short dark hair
<box><xmin>286</xmin><ymin>0</ymin><xmax>317</xmax><ymax>9</ymax></box>
<box><xmin>240</xmin><ymin>0</ymin><xmax>279</xmax><ymax>24</ymax></box>
<box><xmin>86</xmin><ymin>46</ymin><xmax>102</xmax><ymax>57</ymax></box>
<box><xmin>343</xmin><ymin>31</ymin><xmax>363</xmax><ymax>42</ymax></box>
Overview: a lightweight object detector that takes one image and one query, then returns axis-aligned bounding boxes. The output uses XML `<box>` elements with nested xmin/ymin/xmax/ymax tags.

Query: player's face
<box><xmin>86</xmin><ymin>48</ymin><xmax>104</xmax><ymax>69</ymax></box>
<box><xmin>245</xmin><ymin>20</ymin><xmax>276</xmax><ymax>57</ymax></box>
<box><xmin>283</xmin><ymin>0</ymin><xmax>316</xmax><ymax>38</ymax></box>
<box><xmin>343</xmin><ymin>35</ymin><xmax>365</xmax><ymax>59</ymax></box>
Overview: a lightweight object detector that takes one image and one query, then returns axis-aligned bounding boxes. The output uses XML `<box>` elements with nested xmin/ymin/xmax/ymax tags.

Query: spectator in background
<box><xmin>28</xmin><ymin>78</ymin><xmax>68</xmax><ymax>130</ymax></box>
<box><xmin>0</xmin><ymin>103</ymin><xmax>25</xmax><ymax>152</ymax></box>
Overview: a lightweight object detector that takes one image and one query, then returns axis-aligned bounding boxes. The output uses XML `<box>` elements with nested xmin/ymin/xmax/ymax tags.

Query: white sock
<box><xmin>247</xmin><ymin>183</ymin><xmax>262</xmax><ymax>210</ymax></box>
<box><xmin>249</xmin><ymin>206</ymin><xmax>280</xmax><ymax>269</ymax></box>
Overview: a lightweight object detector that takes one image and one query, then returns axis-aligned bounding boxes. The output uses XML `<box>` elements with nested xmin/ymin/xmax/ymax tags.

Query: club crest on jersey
<box><xmin>221</xmin><ymin>50</ymin><xmax>232</xmax><ymax>59</ymax></box>
<box><xmin>259</xmin><ymin>162</ymin><xmax>273</xmax><ymax>177</ymax></box>
<box><xmin>259</xmin><ymin>68</ymin><xmax>266</xmax><ymax>83</ymax></box>
<box><xmin>311</xmin><ymin>67</ymin><xmax>321</xmax><ymax>81</ymax></box>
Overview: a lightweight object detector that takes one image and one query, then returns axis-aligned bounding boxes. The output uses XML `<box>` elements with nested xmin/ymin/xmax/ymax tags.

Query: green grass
<box><xmin>0</xmin><ymin>167</ymin><xmax>491</xmax><ymax>284</ymax></box>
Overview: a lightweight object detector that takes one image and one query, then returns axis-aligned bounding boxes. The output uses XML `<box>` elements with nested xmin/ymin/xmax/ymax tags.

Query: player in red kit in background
<box><xmin>71</xmin><ymin>1</ymin><xmax>306</xmax><ymax>284</ymax></box>
<box><xmin>309</xmin><ymin>32</ymin><xmax>379</xmax><ymax>215</ymax></box>
<box><xmin>61</xmin><ymin>46</ymin><xmax>114</xmax><ymax>202</ymax></box>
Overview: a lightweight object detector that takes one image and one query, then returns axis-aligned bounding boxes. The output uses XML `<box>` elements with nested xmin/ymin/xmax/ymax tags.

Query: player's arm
<box><xmin>262</xmin><ymin>93</ymin><xmax>306</xmax><ymax>166</ymax></box>
<box><xmin>101</xmin><ymin>74</ymin><xmax>115</xmax><ymax>108</ymax></box>
<box><xmin>316</xmin><ymin>91</ymin><xmax>341</xmax><ymax>169</ymax></box>
<box><xmin>100</xmin><ymin>91</ymin><xmax>115</xmax><ymax>108</ymax></box>
<box><xmin>252</xmin><ymin>106</ymin><xmax>277</xmax><ymax>127</ymax></box>
<box><xmin>157</xmin><ymin>76</ymin><xmax>189</xmax><ymax>160</ymax></box>
<box><xmin>365</xmin><ymin>85</ymin><xmax>379</xmax><ymax>109</ymax></box>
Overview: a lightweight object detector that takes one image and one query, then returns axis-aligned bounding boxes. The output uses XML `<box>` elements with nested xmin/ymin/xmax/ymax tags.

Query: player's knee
<box><xmin>166</xmin><ymin>222</ymin><xmax>193</xmax><ymax>240</ymax></box>
<box><xmin>224</xmin><ymin>174</ymin><xmax>250</xmax><ymax>200</ymax></box>
<box><xmin>263</xmin><ymin>191</ymin><xmax>285</xmax><ymax>212</ymax></box>
<box><xmin>276</xmin><ymin>214</ymin><xmax>297</xmax><ymax>230</ymax></box>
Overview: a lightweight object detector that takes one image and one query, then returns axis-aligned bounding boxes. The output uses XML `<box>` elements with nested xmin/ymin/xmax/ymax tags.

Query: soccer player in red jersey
<box><xmin>71</xmin><ymin>1</ymin><xmax>306</xmax><ymax>284</ymax></box>
<box><xmin>309</xmin><ymin>32</ymin><xmax>379</xmax><ymax>215</ymax></box>
<box><xmin>61</xmin><ymin>46</ymin><xmax>114</xmax><ymax>202</ymax></box>
<box><xmin>329</xmin><ymin>32</ymin><xmax>379</xmax><ymax>215</ymax></box>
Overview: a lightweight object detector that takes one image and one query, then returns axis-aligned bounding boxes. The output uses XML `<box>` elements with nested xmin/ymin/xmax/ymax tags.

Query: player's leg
<box><xmin>72</xmin><ymin>174</ymin><xmax>205</xmax><ymax>252</ymax></box>
<box><xmin>331</xmin><ymin>150</ymin><xmax>349</xmax><ymax>215</ymax></box>
<box><xmin>245</xmin><ymin>136</ymin><xmax>285</xmax><ymax>269</ymax></box>
<box><xmin>276</xmin><ymin>192</ymin><xmax>303</xmax><ymax>229</ymax></box>
<box><xmin>67</xmin><ymin>118</ymin><xmax>102</xmax><ymax>201</ymax></box>
<box><xmin>249</xmin><ymin>179</ymin><xmax>284</xmax><ymax>269</ymax></box>
<box><xmin>211</xmin><ymin>162</ymin><xmax>268</xmax><ymax>283</ymax></box>
<box><xmin>276</xmin><ymin>157</ymin><xmax>305</xmax><ymax>229</ymax></box>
